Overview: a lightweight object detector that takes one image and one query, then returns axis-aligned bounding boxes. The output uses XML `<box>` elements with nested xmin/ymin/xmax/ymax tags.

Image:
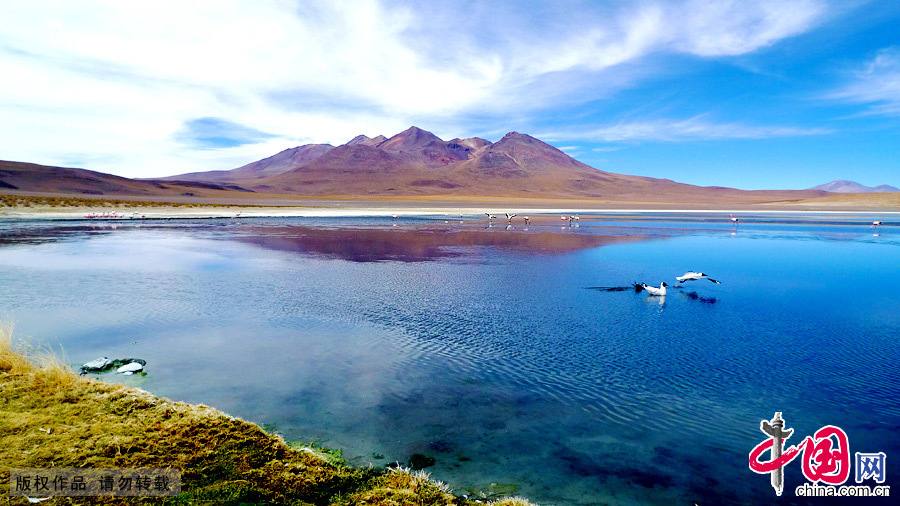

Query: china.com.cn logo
<box><xmin>748</xmin><ymin>412</ymin><xmax>890</xmax><ymax>498</ymax></box>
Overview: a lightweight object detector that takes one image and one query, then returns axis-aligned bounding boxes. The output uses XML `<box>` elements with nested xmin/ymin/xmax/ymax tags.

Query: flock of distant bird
<box><xmin>730</xmin><ymin>213</ymin><xmax>883</xmax><ymax>227</ymax></box>
<box><xmin>484</xmin><ymin>213</ymin><xmax>542</xmax><ymax>225</ymax></box>
<box><xmin>401</xmin><ymin>211</ymin><xmax>886</xmax><ymax>229</ymax></box>
<box><xmin>484</xmin><ymin>212</ymin><xmax>875</xmax><ymax>227</ymax></box>
<box><xmin>485</xmin><ymin>213</ymin><xmax>585</xmax><ymax>225</ymax></box>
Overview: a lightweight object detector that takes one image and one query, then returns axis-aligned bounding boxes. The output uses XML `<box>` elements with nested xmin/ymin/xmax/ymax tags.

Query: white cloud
<box><xmin>0</xmin><ymin>0</ymin><xmax>832</xmax><ymax>177</ymax></box>
<box><xmin>540</xmin><ymin>116</ymin><xmax>832</xmax><ymax>142</ymax></box>
<box><xmin>673</xmin><ymin>0</ymin><xmax>826</xmax><ymax>56</ymax></box>
<box><xmin>828</xmin><ymin>46</ymin><xmax>900</xmax><ymax>116</ymax></box>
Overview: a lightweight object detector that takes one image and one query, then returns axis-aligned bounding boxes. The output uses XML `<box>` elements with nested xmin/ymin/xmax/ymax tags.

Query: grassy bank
<box><xmin>0</xmin><ymin>328</ymin><xmax>532</xmax><ymax>505</ymax></box>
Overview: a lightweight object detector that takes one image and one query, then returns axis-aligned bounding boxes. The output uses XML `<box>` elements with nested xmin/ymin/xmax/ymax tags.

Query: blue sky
<box><xmin>0</xmin><ymin>0</ymin><xmax>898</xmax><ymax>189</ymax></box>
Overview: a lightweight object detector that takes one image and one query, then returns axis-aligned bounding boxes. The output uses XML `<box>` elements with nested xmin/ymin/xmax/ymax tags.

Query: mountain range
<box><xmin>157</xmin><ymin>126</ymin><xmax>826</xmax><ymax>202</ymax></box>
<box><xmin>1</xmin><ymin>126</ymin><xmax>895</xmax><ymax>206</ymax></box>
<box><xmin>811</xmin><ymin>180</ymin><xmax>899</xmax><ymax>193</ymax></box>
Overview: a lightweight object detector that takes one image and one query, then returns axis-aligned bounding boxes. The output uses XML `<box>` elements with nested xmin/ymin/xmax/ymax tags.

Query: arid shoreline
<box><xmin>2</xmin><ymin>192</ymin><xmax>898</xmax><ymax>221</ymax></box>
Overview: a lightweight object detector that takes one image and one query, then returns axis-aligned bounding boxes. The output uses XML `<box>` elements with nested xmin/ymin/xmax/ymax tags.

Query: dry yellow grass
<box><xmin>0</xmin><ymin>327</ymin><xmax>534</xmax><ymax>505</ymax></box>
<box><xmin>0</xmin><ymin>193</ymin><xmax>255</xmax><ymax>209</ymax></box>
<box><xmin>0</xmin><ymin>325</ymin><xmax>74</xmax><ymax>389</ymax></box>
<box><xmin>779</xmin><ymin>191</ymin><xmax>900</xmax><ymax>210</ymax></box>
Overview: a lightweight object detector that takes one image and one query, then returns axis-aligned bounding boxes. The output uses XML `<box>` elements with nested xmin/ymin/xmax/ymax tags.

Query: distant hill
<box><xmin>0</xmin><ymin>160</ymin><xmax>253</xmax><ymax>198</ymax></box>
<box><xmin>1</xmin><ymin>127</ymin><xmax>842</xmax><ymax>207</ymax></box>
<box><xmin>166</xmin><ymin>144</ymin><xmax>335</xmax><ymax>183</ymax></box>
<box><xmin>811</xmin><ymin>180</ymin><xmax>899</xmax><ymax>193</ymax></box>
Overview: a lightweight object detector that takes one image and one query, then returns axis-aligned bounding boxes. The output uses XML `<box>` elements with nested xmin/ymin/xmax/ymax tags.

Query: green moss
<box><xmin>289</xmin><ymin>443</ymin><xmax>348</xmax><ymax>467</ymax></box>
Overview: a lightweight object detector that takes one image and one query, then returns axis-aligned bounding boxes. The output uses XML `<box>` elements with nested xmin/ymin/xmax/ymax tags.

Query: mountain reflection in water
<box><xmin>230</xmin><ymin>225</ymin><xmax>655</xmax><ymax>262</ymax></box>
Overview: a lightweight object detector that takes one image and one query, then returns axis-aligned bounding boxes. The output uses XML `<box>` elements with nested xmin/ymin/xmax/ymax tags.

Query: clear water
<box><xmin>1</xmin><ymin>214</ymin><xmax>897</xmax><ymax>505</ymax></box>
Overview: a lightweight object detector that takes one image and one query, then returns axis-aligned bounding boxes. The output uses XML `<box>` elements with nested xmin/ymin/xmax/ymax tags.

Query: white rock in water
<box><xmin>117</xmin><ymin>362</ymin><xmax>144</xmax><ymax>374</ymax></box>
<box><xmin>82</xmin><ymin>357</ymin><xmax>111</xmax><ymax>370</ymax></box>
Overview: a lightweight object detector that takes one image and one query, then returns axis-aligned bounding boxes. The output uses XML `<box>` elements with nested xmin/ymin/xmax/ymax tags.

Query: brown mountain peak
<box><xmin>402</xmin><ymin>125</ymin><xmax>435</xmax><ymax>136</ymax></box>
<box><xmin>497</xmin><ymin>131</ymin><xmax>543</xmax><ymax>144</ymax></box>
<box><xmin>347</xmin><ymin>134</ymin><xmax>372</xmax><ymax>145</ymax></box>
<box><xmin>346</xmin><ymin>134</ymin><xmax>387</xmax><ymax>147</ymax></box>
<box><xmin>380</xmin><ymin>126</ymin><xmax>443</xmax><ymax>151</ymax></box>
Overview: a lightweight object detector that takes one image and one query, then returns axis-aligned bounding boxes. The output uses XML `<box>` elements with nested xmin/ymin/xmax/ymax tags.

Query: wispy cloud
<box><xmin>827</xmin><ymin>46</ymin><xmax>900</xmax><ymax>116</ymax></box>
<box><xmin>667</xmin><ymin>0</ymin><xmax>828</xmax><ymax>56</ymax></box>
<box><xmin>540</xmin><ymin>116</ymin><xmax>832</xmax><ymax>142</ymax></box>
<box><xmin>176</xmin><ymin>118</ymin><xmax>276</xmax><ymax>149</ymax></box>
<box><xmin>0</xmin><ymin>0</ymin><xmax>835</xmax><ymax>177</ymax></box>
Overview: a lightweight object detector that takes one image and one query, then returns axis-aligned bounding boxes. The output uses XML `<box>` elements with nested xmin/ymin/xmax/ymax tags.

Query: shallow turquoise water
<box><xmin>0</xmin><ymin>214</ymin><xmax>897</xmax><ymax>505</ymax></box>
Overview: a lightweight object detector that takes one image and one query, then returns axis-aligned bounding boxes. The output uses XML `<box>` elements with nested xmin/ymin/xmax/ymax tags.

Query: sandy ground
<box><xmin>3</xmin><ymin>190</ymin><xmax>899</xmax><ymax>220</ymax></box>
<box><xmin>2</xmin><ymin>202</ymin><xmax>898</xmax><ymax>221</ymax></box>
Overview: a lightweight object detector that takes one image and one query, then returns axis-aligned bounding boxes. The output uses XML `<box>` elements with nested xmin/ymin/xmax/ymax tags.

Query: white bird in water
<box><xmin>117</xmin><ymin>362</ymin><xmax>144</xmax><ymax>375</ymax></box>
<box><xmin>639</xmin><ymin>282</ymin><xmax>667</xmax><ymax>296</ymax></box>
<box><xmin>676</xmin><ymin>272</ymin><xmax>721</xmax><ymax>284</ymax></box>
<box><xmin>505</xmin><ymin>212</ymin><xmax>517</xmax><ymax>223</ymax></box>
<box><xmin>872</xmin><ymin>220</ymin><xmax>882</xmax><ymax>226</ymax></box>
<box><xmin>523</xmin><ymin>216</ymin><xmax>530</xmax><ymax>225</ymax></box>
<box><xmin>730</xmin><ymin>214</ymin><xmax>740</xmax><ymax>223</ymax></box>
<box><xmin>485</xmin><ymin>213</ymin><xmax>497</xmax><ymax>221</ymax></box>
